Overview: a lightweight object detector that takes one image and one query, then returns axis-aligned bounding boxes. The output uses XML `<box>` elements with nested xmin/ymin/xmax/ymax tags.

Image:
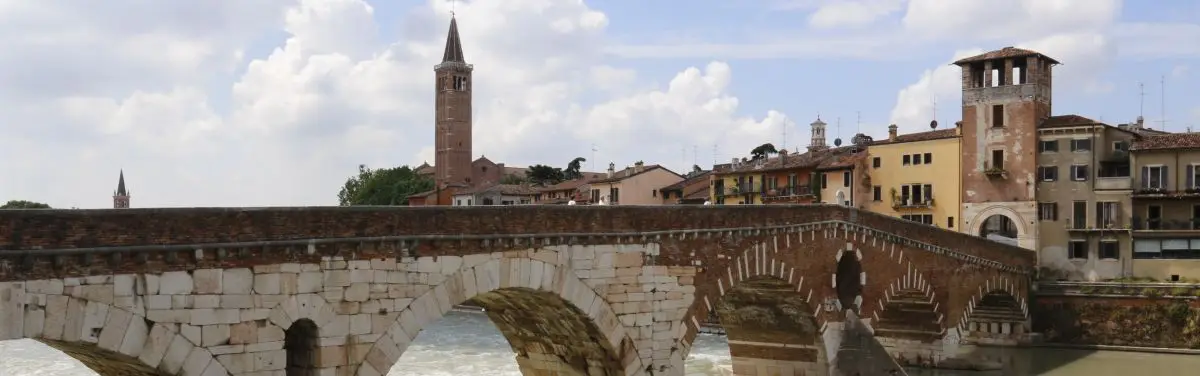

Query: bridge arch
<box><xmin>683</xmin><ymin>242</ymin><xmax>830</xmax><ymax>376</ymax></box>
<box><xmin>958</xmin><ymin>277</ymin><xmax>1029</xmax><ymax>345</ymax></box>
<box><xmin>356</xmin><ymin>255</ymin><xmax>642</xmax><ymax>376</ymax></box>
<box><xmin>3</xmin><ymin>279</ymin><xmax>217</xmax><ymax>376</ymax></box>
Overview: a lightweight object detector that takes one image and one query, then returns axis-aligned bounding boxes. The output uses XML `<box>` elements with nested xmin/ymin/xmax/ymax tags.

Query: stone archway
<box><xmin>958</xmin><ymin>277</ymin><xmax>1029</xmax><ymax>345</ymax></box>
<box><xmin>285</xmin><ymin>319</ymin><xmax>320</xmax><ymax>376</ymax></box>
<box><xmin>356</xmin><ymin>255</ymin><xmax>642</xmax><ymax>376</ymax></box>
<box><xmin>967</xmin><ymin>205</ymin><xmax>1032</xmax><ymax>249</ymax></box>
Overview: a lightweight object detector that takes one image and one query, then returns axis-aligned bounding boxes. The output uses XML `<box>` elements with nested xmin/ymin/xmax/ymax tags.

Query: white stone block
<box><xmin>324</xmin><ymin>270</ymin><xmax>350</xmax><ymax>287</ymax></box>
<box><xmin>114</xmin><ymin>275</ymin><xmax>136</xmax><ymax>297</ymax></box>
<box><xmin>160</xmin><ymin>271</ymin><xmax>194</xmax><ymax>295</ymax></box>
<box><xmin>27</xmin><ymin>280</ymin><xmax>64</xmax><ymax>295</ymax></box>
<box><xmin>255</xmin><ymin>349</ymin><xmax>286</xmax><ymax>371</ymax></box>
<box><xmin>0</xmin><ymin>282</ymin><xmax>26</xmax><ymax>340</ymax></box>
<box><xmin>220</xmin><ymin>294</ymin><xmax>254</xmax><ymax>309</ymax></box>
<box><xmin>258</xmin><ymin>325</ymin><xmax>285</xmax><ymax>343</ymax></box>
<box><xmin>194</xmin><ymin>295</ymin><xmax>220</xmax><ymax>309</ymax></box>
<box><xmin>351</xmin><ymin>313</ymin><xmax>371</xmax><ymax>335</ymax></box>
<box><xmin>298</xmin><ymin>272</ymin><xmax>323</xmax><ymax>294</ymax></box>
<box><xmin>160</xmin><ymin>333</ymin><xmax>194</xmax><ymax>374</ymax></box>
<box><xmin>181</xmin><ymin>324</ymin><xmax>202</xmax><ymax>345</ymax></box>
<box><xmin>119</xmin><ymin>312</ymin><xmax>150</xmax><ymax>357</ymax></box>
<box><xmin>24</xmin><ymin>305</ymin><xmax>45</xmax><ymax>338</ymax></box>
<box><xmin>139</xmin><ymin>324</ymin><xmax>174</xmax><ymax>368</ymax></box>
<box><xmin>254</xmin><ymin>273</ymin><xmax>282</xmax><ymax>295</ymax></box>
<box><xmin>345</xmin><ymin>283</ymin><xmax>369</xmax><ymax>302</ymax></box>
<box><xmin>62</xmin><ymin>298</ymin><xmax>85</xmax><ymax>342</ymax></box>
<box><xmin>200</xmin><ymin>356</ymin><xmax>228</xmax><ymax>376</ymax></box>
<box><xmin>202</xmin><ymin>324</ymin><xmax>230</xmax><ymax>346</ymax></box>
<box><xmin>280</xmin><ymin>263</ymin><xmax>301</xmax><ymax>273</ymax></box>
<box><xmin>280</xmin><ymin>273</ymin><xmax>299</xmax><ymax>295</ymax></box>
<box><xmin>193</xmin><ymin>269</ymin><xmax>223</xmax><ymax>294</ymax></box>
<box><xmin>81</xmin><ymin>301</ymin><xmax>110</xmax><ymax>343</ymax></box>
<box><xmin>221</xmin><ymin>268</ymin><xmax>253</xmax><ymax>295</ymax></box>
<box><xmin>190</xmin><ymin>308</ymin><xmax>240</xmax><ymax>326</ymax></box>
<box><xmin>181</xmin><ymin>347</ymin><xmax>214</xmax><ymax>376</ymax></box>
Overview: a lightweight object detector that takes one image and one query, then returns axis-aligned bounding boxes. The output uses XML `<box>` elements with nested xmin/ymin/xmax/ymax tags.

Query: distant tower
<box><xmin>808</xmin><ymin>116</ymin><xmax>828</xmax><ymax>152</ymax></box>
<box><xmin>113</xmin><ymin>170</ymin><xmax>130</xmax><ymax>209</ymax></box>
<box><xmin>434</xmin><ymin>15</ymin><xmax>474</xmax><ymax>193</ymax></box>
<box><xmin>953</xmin><ymin>46</ymin><xmax>1058</xmax><ymax>250</ymax></box>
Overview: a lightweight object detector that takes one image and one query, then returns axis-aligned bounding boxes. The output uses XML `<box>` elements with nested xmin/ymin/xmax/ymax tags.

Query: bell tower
<box><xmin>434</xmin><ymin>15</ymin><xmax>474</xmax><ymax>194</ymax></box>
<box><xmin>113</xmin><ymin>170</ymin><xmax>130</xmax><ymax>209</ymax></box>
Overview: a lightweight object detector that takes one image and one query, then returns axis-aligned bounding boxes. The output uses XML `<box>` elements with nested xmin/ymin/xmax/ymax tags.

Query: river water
<box><xmin>1</xmin><ymin>310</ymin><xmax>1197</xmax><ymax>375</ymax></box>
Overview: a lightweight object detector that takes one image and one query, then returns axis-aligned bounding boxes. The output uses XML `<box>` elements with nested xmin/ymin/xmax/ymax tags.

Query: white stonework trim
<box><xmin>704</xmin><ymin>296</ymin><xmax>713</xmax><ymax>312</ymax></box>
<box><xmin>717</xmin><ymin>278</ymin><xmax>725</xmax><ymax>296</ymax></box>
<box><xmin>797</xmin><ymin>276</ymin><xmax>805</xmax><ymax>292</ymax></box>
<box><xmin>806</xmin><ymin>289</ymin><xmax>813</xmax><ymax>303</ymax></box>
<box><xmin>727</xmin><ymin>339</ymin><xmax>821</xmax><ymax>349</ymax></box>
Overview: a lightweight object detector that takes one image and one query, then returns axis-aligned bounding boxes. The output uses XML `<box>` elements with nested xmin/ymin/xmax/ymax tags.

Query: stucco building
<box><xmin>658</xmin><ymin>170</ymin><xmax>713</xmax><ymax>205</ymax></box>
<box><xmin>589</xmin><ymin>162</ymin><xmax>683</xmax><ymax>205</ymax></box>
<box><xmin>863</xmin><ymin>125</ymin><xmax>961</xmax><ymax>230</ymax></box>
<box><xmin>1128</xmin><ymin>132</ymin><xmax>1200</xmax><ymax>280</ymax></box>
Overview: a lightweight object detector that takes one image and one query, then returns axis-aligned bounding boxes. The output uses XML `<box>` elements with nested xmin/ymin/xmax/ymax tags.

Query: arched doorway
<box><xmin>285</xmin><ymin>319</ymin><xmax>320</xmax><ymax>376</ymax></box>
<box><xmin>836</xmin><ymin>251</ymin><xmax>862</xmax><ymax>311</ymax></box>
<box><xmin>836</xmin><ymin>191</ymin><xmax>847</xmax><ymax>206</ymax></box>
<box><xmin>980</xmin><ymin>214</ymin><xmax>1019</xmax><ymax>245</ymax></box>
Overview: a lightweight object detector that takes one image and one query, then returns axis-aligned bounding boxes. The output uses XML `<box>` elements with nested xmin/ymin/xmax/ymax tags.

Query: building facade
<box><xmin>1035</xmin><ymin>116</ymin><xmax>1136</xmax><ymax>281</ymax></box>
<box><xmin>658</xmin><ymin>170</ymin><xmax>712</xmax><ymax>205</ymax></box>
<box><xmin>451</xmin><ymin>184</ymin><xmax>538</xmax><ymax>206</ymax></box>
<box><xmin>1129</xmin><ymin>133</ymin><xmax>1200</xmax><ymax>280</ymax></box>
<box><xmin>954</xmin><ymin>47</ymin><xmax>1057</xmax><ymax>250</ymax></box>
<box><xmin>863</xmin><ymin>125</ymin><xmax>961</xmax><ymax>230</ymax></box>
<box><xmin>589</xmin><ymin>162</ymin><xmax>683</xmax><ymax>205</ymax></box>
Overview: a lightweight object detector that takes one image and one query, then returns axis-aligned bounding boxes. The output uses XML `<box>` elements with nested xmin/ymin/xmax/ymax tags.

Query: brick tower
<box><xmin>954</xmin><ymin>47</ymin><xmax>1058</xmax><ymax>250</ymax></box>
<box><xmin>433</xmin><ymin>15</ymin><xmax>474</xmax><ymax>204</ymax></box>
<box><xmin>113</xmin><ymin>170</ymin><xmax>130</xmax><ymax>209</ymax></box>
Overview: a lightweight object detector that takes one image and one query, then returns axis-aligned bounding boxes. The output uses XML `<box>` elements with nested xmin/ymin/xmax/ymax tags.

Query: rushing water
<box><xmin>1</xmin><ymin>311</ymin><xmax>1198</xmax><ymax>375</ymax></box>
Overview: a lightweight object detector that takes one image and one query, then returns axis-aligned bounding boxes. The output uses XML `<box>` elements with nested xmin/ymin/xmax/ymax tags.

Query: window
<box><xmin>1099</xmin><ymin>241</ymin><xmax>1119</xmax><ymax>260</ymax></box>
<box><xmin>610</xmin><ymin>188</ymin><xmax>621</xmax><ymax>203</ymax></box>
<box><xmin>1070</xmin><ymin>139</ymin><xmax>1092</xmax><ymax>152</ymax></box>
<box><xmin>1142</xmin><ymin>165</ymin><xmax>1167</xmax><ymax>189</ymax></box>
<box><xmin>787</xmin><ymin>174</ymin><xmax>798</xmax><ymax>188</ymax></box>
<box><xmin>913</xmin><ymin>154</ymin><xmax>923</xmax><ymax>165</ymax></box>
<box><xmin>903</xmin><ymin>155</ymin><xmax>911</xmax><ymax>165</ymax></box>
<box><xmin>873</xmin><ymin>157</ymin><xmax>881</xmax><ymax>168</ymax></box>
<box><xmin>1071</xmin><ymin>165</ymin><xmax>1090</xmax><ymax>181</ymax></box>
<box><xmin>652</xmin><ymin>189</ymin><xmax>657</xmax><ymax>197</ymax></box>
<box><xmin>1038</xmin><ymin>166</ymin><xmax>1058</xmax><ymax>182</ymax></box>
<box><xmin>1072</xmin><ymin>201</ymin><xmax>1087</xmax><ymax>229</ymax></box>
<box><xmin>591</xmin><ymin>189</ymin><xmax>600</xmax><ymax>203</ymax></box>
<box><xmin>991</xmin><ymin>150</ymin><xmax>1005</xmax><ymax>170</ymax></box>
<box><xmin>1039</xmin><ymin>140</ymin><xmax>1059</xmax><ymax>153</ymax></box>
<box><xmin>947</xmin><ymin>216</ymin><xmax>955</xmax><ymax>228</ymax></box>
<box><xmin>1069</xmin><ymin>241</ymin><xmax>1088</xmax><ymax>260</ymax></box>
<box><xmin>1096</xmin><ymin>202</ymin><xmax>1119</xmax><ymax>228</ymax></box>
<box><xmin>899</xmin><ymin>184</ymin><xmax>933</xmax><ymax>205</ymax></box>
<box><xmin>1038</xmin><ymin>203</ymin><xmax>1058</xmax><ymax>221</ymax></box>
<box><xmin>901</xmin><ymin>214</ymin><xmax>934</xmax><ymax>225</ymax></box>
<box><xmin>453</xmin><ymin>76</ymin><xmax>469</xmax><ymax>91</ymax></box>
<box><xmin>873</xmin><ymin>186</ymin><xmax>882</xmax><ymax>201</ymax></box>
<box><xmin>923</xmin><ymin>153</ymin><xmax>932</xmax><ymax>164</ymax></box>
<box><xmin>821</xmin><ymin>173</ymin><xmax>828</xmax><ymax>189</ymax></box>
<box><xmin>1147</xmin><ymin>205</ymin><xmax>1162</xmax><ymax>230</ymax></box>
<box><xmin>992</xmin><ymin>105</ymin><xmax>1004</xmax><ymax>127</ymax></box>
<box><xmin>1188</xmin><ymin>165</ymin><xmax>1200</xmax><ymax>189</ymax></box>
<box><xmin>843</xmin><ymin>171</ymin><xmax>850</xmax><ymax>187</ymax></box>
<box><xmin>1113</xmin><ymin>141</ymin><xmax>1128</xmax><ymax>152</ymax></box>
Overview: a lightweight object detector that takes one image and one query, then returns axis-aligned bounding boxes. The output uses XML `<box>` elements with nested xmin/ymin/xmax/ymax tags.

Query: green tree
<box><xmin>500</xmin><ymin>174</ymin><xmax>527</xmax><ymax>185</ymax></box>
<box><xmin>337</xmin><ymin>164</ymin><xmax>433</xmax><ymax>206</ymax></box>
<box><xmin>750</xmin><ymin>143</ymin><xmax>778</xmax><ymax>160</ymax></box>
<box><xmin>1</xmin><ymin>200</ymin><xmax>51</xmax><ymax>209</ymax></box>
<box><xmin>564</xmin><ymin>157</ymin><xmax>587</xmax><ymax>180</ymax></box>
<box><xmin>526</xmin><ymin>164</ymin><xmax>565</xmax><ymax>186</ymax></box>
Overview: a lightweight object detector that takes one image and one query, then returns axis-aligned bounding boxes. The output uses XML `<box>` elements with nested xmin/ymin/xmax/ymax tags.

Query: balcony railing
<box><xmin>728</xmin><ymin>184</ymin><xmax>761</xmax><ymax>195</ymax></box>
<box><xmin>765</xmin><ymin>185</ymin><xmax>813</xmax><ymax>197</ymax></box>
<box><xmin>892</xmin><ymin>196</ymin><xmax>935</xmax><ymax>209</ymax></box>
<box><xmin>1095</xmin><ymin>177</ymin><xmax>1132</xmax><ymax>190</ymax></box>
<box><xmin>984</xmin><ymin>167</ymin><xmax>1007</xmax><ymax>178</ymax></box>
<box><xmin>1131</xmin><ymin>217</ymin><xmax>1200</xmax><ymax>231</ymax></box>
<box><xmin>1067</xmin><ymin>218</ymin><xmax>1124</xmax><ymax>230</ymax></box>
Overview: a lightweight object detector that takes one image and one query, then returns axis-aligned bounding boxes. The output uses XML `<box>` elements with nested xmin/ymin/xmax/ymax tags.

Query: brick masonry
<box><xmin>0</xmin><ymin>205</ymin><xmax>1036</xmax><ymax>375</ymax></box>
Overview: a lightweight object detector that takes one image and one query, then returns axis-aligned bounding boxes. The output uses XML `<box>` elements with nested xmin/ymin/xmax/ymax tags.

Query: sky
<box><xmin>1</xmin><ymin>0</ymin><xmax>1198</xmax><ymax>208</ymax></box>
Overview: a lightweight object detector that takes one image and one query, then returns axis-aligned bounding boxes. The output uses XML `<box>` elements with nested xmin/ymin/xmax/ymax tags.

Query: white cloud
<box><xmin>808</xmin><ymin>0</ymin><xmax>906</xmax><ymax>29</ymax></box>
<box><xmin>1173</xmin><ymin>65</ymin><xmax>1190</xmax><ymax>78</ymax></box>
<box><xmin>0</xmin><ymin>0</ymin><xmax>789</xmax><ymax>208</ymax></box>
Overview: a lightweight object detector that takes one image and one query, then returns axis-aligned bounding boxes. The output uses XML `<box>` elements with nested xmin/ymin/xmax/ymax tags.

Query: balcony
<box><xmin>1131</xmin><ymin>217</ymin><xmax>1200</xmax><ymax>232</ymax></box>
<box><xmin>1095</xmin><ymin>177</ymin><xmax>1132</xmax><ymax>190</ymax></box>
<box><xmin>1067</xmin><ymin>218</ymin><xmax>1126</xmax><ymax>232</ymax></box>
<box><xmin>765</xmin><ymin>185</ymin><xmax>813</xmax><ymax>197</ymax></box>
<box><xmin>727</xmin><ymin>184</ymin><xmax>761</xmax><ymax>195</ymax></box>
<box><xmin>1132</xmin><ymin>188</ymin><xmax>1200</xmax><ymax>199</ymax></box>
<box><xmin>984</xmin><ymin>167</ymin><xmax>1007</xmax><ymax>179</ymax></box>
<box><xmin>892</xmin><ymin>195</ymin><xmax>935</xmax><ymax>210</ymax></box>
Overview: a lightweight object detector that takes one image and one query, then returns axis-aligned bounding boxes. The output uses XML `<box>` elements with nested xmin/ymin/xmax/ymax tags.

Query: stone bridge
<box><xmin>0</xmin><ymin>205</ymin><xmax>1035</xmax><ymax>376</ymax></box>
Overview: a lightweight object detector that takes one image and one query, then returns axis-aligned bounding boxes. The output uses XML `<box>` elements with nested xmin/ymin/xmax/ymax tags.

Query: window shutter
<box><xmin>1083</xmin><ymin>165</ymin><xmax>1090</xmax><ymax>181</ymax></box>
<box><xmin>924</xmin><ymin>184</ymin><xmax>933</xmax><ymax>201</ymax></box>
<box><xmin>1188</xmin><ymin>165</ymin><xmax>1195</xmax><ymax>189</ymax></box>
<box><xmin>1163</xmin><ymin>166</ymin><xmax>1170</xmax><ymax>190</ymax></box>
<box><xmin>1142</xmin><ymin>166</ymin><xmax>1150</xmax><ymax>188</ymax></box>
<box><xmin>1053</xmin><ymin>203</ymin><xmax>1059</xmax><ymax>221</ymax></box>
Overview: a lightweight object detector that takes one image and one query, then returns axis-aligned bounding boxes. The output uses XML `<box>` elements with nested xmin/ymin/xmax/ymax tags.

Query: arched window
<box><xmin>285</xmin><ymin>319</ymin><xmax>320</xmax><ymax>376</ymax></box>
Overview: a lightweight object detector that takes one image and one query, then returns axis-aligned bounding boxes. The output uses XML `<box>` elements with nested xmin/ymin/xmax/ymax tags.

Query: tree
<box><xmin>1</xmin><ymin>200</ymin><xmax>51</xmax><ymax>209</ymax></box>
<box><xmin>337</xmin><ymin>164</ymin><xmax>433</xmax><ymax>206</ymax></box>
<box><xmin>500</xmin><ymin>173</ymin><xmax>527</xmax><ymax>185</ymax></box>
<box><xmin>692</xmin><ymin>164</ymin><xmax>702</xmax><ymax>173</ymax></box>
<box><xmin>750</xmin><ymin>143</ymin><xmax>778</xmax><ymax>160</ymax></box>
<box><xmin>526</xmin><ymin>164</ymin><xmax>565</xmax><ymax>186</ymax></box>
<box><xmin>564</xmin><ymin>157</ymin><xmax>587</xmax><ymax>180</ymax></box>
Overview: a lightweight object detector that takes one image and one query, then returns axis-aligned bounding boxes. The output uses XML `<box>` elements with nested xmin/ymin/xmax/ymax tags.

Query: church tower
<box><xmin>113</xmin><ymin>170</ymin><xmax>130</xmax><ymax>209</ymax></box>
<box><xmin>808</xmin><ymin>116</ymin><xmax>828</xmax><ymax>152</ymax></box>
<box><xmin>434</xmin><ymin>15</ymin><xmax>474</xmax><ymax>194</ymax></box>
<box><xmin>954</xmin><ymin>47</ymin><xmax>1058</xmax><ymax>250</ymax></box>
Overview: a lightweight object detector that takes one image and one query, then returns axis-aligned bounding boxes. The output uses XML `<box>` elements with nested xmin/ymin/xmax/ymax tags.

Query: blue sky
<box><xmin>0</xmin><ymin>0</ymin><xmax>1198</xmax><ymax>208</ymax></box>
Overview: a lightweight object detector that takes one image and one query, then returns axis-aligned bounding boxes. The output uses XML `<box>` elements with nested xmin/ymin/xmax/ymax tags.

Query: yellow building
<box><xmin>862</xmin><ymin>125</ymin><xmax>962</xmax><ymax>231</ymax></box>
<box><xmin>710</xmin><ymin>158</ymin><xmax>766</xmax><ymax>205</ymax></box>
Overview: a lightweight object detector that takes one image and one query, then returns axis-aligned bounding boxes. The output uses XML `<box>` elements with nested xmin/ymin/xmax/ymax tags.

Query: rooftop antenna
<box><xmin>450</xmin><ymin>0</ymin><xmax>456</xmax><ymax>16</ymax></box>
<box><xmin>781</xmin><ymin>120</ymin><xmax>787</xmax><ymax>152</ymax></box>
<box><xmin>1139</xmin><ymin>81</ymin><xmax>1145</xmax><ymax>119</ymax></box>
<box><xmin>693</xmin><ymin>145</ymin><xmax>698</xmax><ymax>169</ymax></box>
<box><xmin>1159</xmin><ymin>75</ymin><xmax>1168</xmax><ymax>131</ymax></box>
<box><xmin>591</xmin><ymin>144</ymin><xmax>598</xmax><ymax>171</ymax></box>
<box><xmin>713</xmin><ymin>144</ymin><xmax>719</xmax><ymax>166</ymax></box>
<box><xmin>855</xmin><ymin>111</ymin><xmax>861</xmax><ymax>134</ymax></box>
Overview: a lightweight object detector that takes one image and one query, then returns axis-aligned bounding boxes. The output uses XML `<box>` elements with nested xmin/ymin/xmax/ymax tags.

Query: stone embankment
<box><xmin>1034</xmin><ymin>281</ymin><xmax>1200</xmax><ymax>350</ymax></box>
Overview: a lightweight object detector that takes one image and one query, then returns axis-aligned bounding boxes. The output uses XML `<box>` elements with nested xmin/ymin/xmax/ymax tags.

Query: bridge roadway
<box><xmin>0</xmin><ymin>204</ymin><xmax>1034</xmax><ymax>375</ymax></box>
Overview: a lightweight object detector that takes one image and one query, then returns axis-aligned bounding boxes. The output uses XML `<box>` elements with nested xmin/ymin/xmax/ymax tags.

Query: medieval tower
<box><xmin>113</xmin><ymin>170</ymin><xmax>130</xmax><ymax>209</ymax></box>
<box><xmin>808</xmin><ymin>116</ymin><xmax>828</xmax><ymax>152</ymax></box>
<box><xmin>433</xmin><ymin>15</ymin><xmax>474</xmax><ymax>196</ymax></box>
<box><xmin>954</xmin><ymin>47</ymin><xmax>1058</xmax><ymax>250</ymax></box>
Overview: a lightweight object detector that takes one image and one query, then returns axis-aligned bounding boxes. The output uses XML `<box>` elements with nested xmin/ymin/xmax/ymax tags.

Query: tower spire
<box><xmin>116</xmin><ymin>169</ymin><xmax>127</xmax><ymax>196</ymax></box>
<box><xmin>442</xmin><ymin>15</ymin><xmax>466</xmax><ymax>63</ymax></box>
<box><xmin>113</xmin><ymin>170</ymin><xmax>130</xmax><ymax>209</ymax></box>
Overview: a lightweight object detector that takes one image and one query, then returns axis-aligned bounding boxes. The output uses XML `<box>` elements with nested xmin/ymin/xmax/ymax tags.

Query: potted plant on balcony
<box><xmin>984</xmin><ymin>166</ymin><xmax>1007</xmax><ymax>178</ymax></box>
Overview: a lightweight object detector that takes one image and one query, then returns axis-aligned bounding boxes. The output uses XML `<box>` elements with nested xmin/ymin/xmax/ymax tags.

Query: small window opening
<box><xmin>992</xmin><ymin>105</ymin><xmax>1004</xmax><ymax>128</ymax></box>
<box><xmin>992</xmin><ymin>150</ymin><xmax>1005</xmax><ymax>170</ymax></box>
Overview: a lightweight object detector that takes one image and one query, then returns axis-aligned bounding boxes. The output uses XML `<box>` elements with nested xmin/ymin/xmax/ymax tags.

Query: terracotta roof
<box><xmin>953</xmin><ymin>47</ymin><xmax>1060</xmax><ymax>65</ymax></box>
<box><xmin>717</xmin><ymin>151</ymin><xmax>826</xmax><ymax>175</ymax></box>
<box><xmin>660</xmin><ymin>171</ymin><xmax>711</xmax><ymax>192</ymax></box>
<box><xmin>1040</xmin><ymin>115</ymin><xmax>1102</xmax><ymax>128</ymax></box>
<box><xmin>683</xmin><ymin>186</ymin><xmax>711</xmax><ymax>201</ymax></box>
<box><xmin>591</xmin><ymin>164</ymin><xmax>680</xmax><ymax>184</ymax></box>
<box><xmin>538</xmin><ymin>178</ymin><xmax>593</xmax><ymax>192</ymax></box>
<box><xmin>457</xmin><ymin>183</ymin><xmax>539</xmax><ymax>196</ymax></box>
<box><xmin>1131</xmin><ymin>133</ymin><xmax>1200</xmax><ymax>151</ymax></box>
<box><xmin>815</xmin><ymin>147</ymin><xmax>867</xmax><ymax>171</ymax></box>
<box><xmin>870</xmin><ymin>129</ymin><xmax>958</xmax><ymax>145</ymax></box>
<box><xmin>407</xmin><ymin>189</ymin><xmax>436</xmax><ymax>198</ymax></box>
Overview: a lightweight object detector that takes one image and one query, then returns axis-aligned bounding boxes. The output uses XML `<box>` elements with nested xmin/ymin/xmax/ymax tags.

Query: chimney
<box><xmin>887</xmin><ymin>124</ymin><xmax>898</xmax><ymax>141</ymax></box>
<box><xmin>607</xmin><ymin>162</ymin><xmax>615</xmax><ymax>178</ymax></box>
<box><xmin>634</xmin><ymin>161</ymin><xmax>644</xmax><ymax>173</ymax></box>
<box><xmin>955</xmin><ymin>120</ymin><xmax>963</xmax><ymax>136</ymax></box>
<box><xmin>1135</xmin><ymin>116</ymin><xmax>1145</xmax><ymax>129</ymax></box>
<box><xmin>779</xmin><ymin>149</ymin><xmax>789</xmax><ymax>163</ymax></box>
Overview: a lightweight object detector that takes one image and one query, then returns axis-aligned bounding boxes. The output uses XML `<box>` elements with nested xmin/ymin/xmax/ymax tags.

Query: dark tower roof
<box><xmin>441</xmin><ymin>16</ymin><xmax>466</xmax><ymax>63</ymax></box>
<box><xmin>116</xmin><ymin>170</ymin><xmax>127</xmax><ymax>196</ymax></box>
